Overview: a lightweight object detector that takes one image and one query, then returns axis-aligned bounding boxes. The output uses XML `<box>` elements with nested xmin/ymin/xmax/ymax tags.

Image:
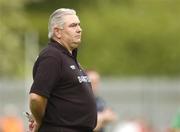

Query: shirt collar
<box><xmin>49</xmin><ymin>38</ymin><xmax>78</xmax><ymax>58</ymax></box>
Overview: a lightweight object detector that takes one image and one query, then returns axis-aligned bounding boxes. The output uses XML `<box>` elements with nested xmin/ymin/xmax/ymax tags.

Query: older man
<box><xmin>29</xmin><ymin>8</ymin><xmax>97</xmax><ymax>132</ymax></box>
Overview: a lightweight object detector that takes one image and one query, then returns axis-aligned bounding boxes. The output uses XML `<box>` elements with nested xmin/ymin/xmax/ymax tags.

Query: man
<box><xmin>86</xmin><ymin>70</ymin><xmax>117</xmax><ymax>132</ymax></box>
<box><xmin>29</xmin><ymin>8</ymin><xmax>97</xmax><ymax>132</ymax></box>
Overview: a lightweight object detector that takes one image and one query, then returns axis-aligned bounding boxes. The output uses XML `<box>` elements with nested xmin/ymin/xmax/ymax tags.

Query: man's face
<box><xmin>60</xmin><ymin>14</ymin><xmax>82</xmax><ymax>50</ymax></box>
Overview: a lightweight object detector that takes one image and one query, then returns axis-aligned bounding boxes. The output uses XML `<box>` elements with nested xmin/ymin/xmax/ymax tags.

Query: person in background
<box><xmin>86</xmin><ymin>70</ymin><xmax>117</xmax><ymax>132</ymax></box>
<box><xmin>113</xmin><ymin>118</ymin><xmax>152</xmax><ymax>132</ymax></box>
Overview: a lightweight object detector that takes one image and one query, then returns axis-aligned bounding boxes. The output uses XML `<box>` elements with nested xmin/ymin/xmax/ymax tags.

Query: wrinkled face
<box><xmin>57</xmin><ymin>14</ymin><xmax>82</xmax><ymax>51</ymax></box>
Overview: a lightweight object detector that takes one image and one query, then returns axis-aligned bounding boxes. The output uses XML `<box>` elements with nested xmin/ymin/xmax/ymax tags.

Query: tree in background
<box><xmin>0</xmin><ymin>0</ymin><xmax>28</xmax><ymax>78</ymax></box>
<box><xmin>25</xmin><ymin>0</ymin><xmax>180</xmax><ymax>77</ymax></box>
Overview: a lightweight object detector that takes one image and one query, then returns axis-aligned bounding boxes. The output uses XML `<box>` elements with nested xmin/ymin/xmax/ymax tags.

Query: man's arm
<box><xmin>94</xmin><ymin>108</ymin><xmax>117</xmax><ymax>132</ymax></box>
<box><xmin>29</xmin><ymin>93</ymin><xmax>47</xmax><ymax>126</ymax></box>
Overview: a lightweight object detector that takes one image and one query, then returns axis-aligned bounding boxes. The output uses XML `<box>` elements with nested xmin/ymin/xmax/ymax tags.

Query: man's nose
<box><xmin>77</xmin><ymin>26</ymin><xmax>82</xmax><ymax>33</ymax></box>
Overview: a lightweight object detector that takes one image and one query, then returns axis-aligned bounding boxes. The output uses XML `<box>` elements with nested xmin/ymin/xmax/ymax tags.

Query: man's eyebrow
<box><xmin>69</xmin><ymin>22</ymin><xmax>80</xmax><ymax>26</ymax></box>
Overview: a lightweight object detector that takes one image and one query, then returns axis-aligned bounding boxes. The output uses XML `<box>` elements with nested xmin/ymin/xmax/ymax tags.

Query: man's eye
<box><xmin>70</xmin><ymin>24</ymin><xmax>77</xmax><ymax>27</ymax></box>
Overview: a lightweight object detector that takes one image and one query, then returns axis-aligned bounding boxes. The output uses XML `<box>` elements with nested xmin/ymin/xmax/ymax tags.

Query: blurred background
<box><xmin>0</xmin><ymin>0</ymin><xmax>180</xmax><ymax>132</ymax></box>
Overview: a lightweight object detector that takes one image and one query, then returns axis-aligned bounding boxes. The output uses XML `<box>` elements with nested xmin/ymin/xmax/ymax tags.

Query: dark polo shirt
<box><xmin>30</xmin><ymin>39</ymin><xmax>97</xmax><ymax>131</ymax></box>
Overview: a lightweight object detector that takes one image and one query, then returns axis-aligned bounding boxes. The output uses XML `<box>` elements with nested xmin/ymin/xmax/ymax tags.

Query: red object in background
<box><xmin>0</xmin><ymin>116</ymin><xmax>24</xmax><ymax>132</ymax></box>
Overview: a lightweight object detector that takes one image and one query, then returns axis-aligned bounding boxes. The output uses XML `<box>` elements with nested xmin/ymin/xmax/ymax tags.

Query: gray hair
<box><xmin>48</xmin><ymin>8</ymin><xmax>76</xmax><ymax>39</ymax></box>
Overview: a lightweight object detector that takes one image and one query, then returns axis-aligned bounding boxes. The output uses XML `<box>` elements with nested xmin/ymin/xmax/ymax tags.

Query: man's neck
<box><xmin>52</xmin><ymin>37</ymin><xmax>72</xmax><ymax>54</ymax></box>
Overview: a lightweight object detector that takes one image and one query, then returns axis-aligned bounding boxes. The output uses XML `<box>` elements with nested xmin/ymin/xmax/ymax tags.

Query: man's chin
<box><xmin>74</xmin><ymin>40</ymin><xmax>81</xmax><ymax>44</ymax></box>
<box><xmin>72</xmin><ymin>41</ymin><xmax>81</xmax><ymax>48</ymax></box>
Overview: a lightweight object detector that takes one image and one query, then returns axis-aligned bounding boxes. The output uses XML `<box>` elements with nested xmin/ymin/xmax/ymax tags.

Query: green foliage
<box><xmin>0</xmin><ymin>0</ymin><xmax>28</xmax><ymax>77</ymax></box>
<box><xmin>26</xmin><ymin>0</ymin><xmax>180</xmax><ymax>76</ymax></box>
<box><xmin>79</xmin><ymin>1</ymin><xmax>180</xmax><ymax>76</ymax></box>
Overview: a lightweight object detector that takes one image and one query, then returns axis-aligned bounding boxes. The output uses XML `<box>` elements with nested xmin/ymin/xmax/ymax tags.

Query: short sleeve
<box><xmin>30</xmin><ymin>56</ymin><xmax>60</xmax><ymax>98</ymax></box>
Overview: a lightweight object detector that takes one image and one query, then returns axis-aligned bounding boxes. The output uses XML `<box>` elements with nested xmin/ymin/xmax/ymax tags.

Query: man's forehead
<box><xmin>63</xmin><ymin>14</ymin><xmax>80</xmax><ymax>24</ymax></box>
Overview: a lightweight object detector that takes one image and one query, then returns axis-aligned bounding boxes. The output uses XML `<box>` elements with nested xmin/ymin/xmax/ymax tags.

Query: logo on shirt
<box><xmin>77</xmin><ymin>76</ymin><xmax>91</xmax><ymax>83</ymax></box>
<box><xmin>70</xmin><ymin>65</ymin><xmax>76</xmax><ymax>70</ymax></box>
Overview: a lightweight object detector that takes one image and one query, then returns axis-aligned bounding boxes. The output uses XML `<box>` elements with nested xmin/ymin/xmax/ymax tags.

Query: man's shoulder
<box><xmin>39</xmin><ymin>44</ymin><xmax>63</xmax><ymax>59</ymax></box>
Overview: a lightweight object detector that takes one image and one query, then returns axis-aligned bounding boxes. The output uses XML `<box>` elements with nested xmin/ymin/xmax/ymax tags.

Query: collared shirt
<box><xmin>30</xmin><ymin>39</ymin><xmax>97</xmax><ymax>130</ymax></box>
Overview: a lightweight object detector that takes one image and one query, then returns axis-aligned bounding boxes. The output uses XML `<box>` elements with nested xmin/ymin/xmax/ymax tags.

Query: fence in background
<box><xmin>0</xmin><ymin>78</ymin><xmax>180</xmax><ymax>132</ymax></box>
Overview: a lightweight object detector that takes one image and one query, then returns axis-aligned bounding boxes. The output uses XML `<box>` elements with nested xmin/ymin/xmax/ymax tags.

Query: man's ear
<box><xmin>54</xmin><ymin>27</ymin><xmax>61</xmax><ymax>39</ymax></box>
